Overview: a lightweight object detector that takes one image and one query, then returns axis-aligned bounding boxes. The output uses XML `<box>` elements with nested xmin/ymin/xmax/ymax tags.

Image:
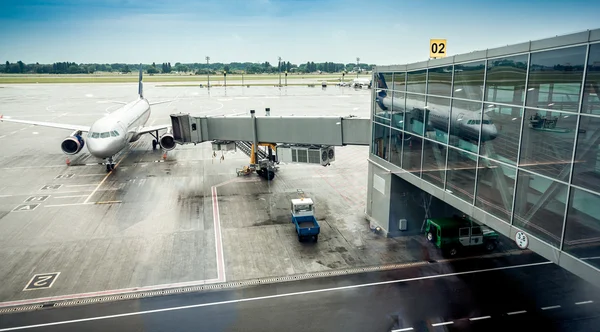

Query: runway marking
<box><xmin>575</xmin><ymin>300</ymin><xmax>593</xmax><ymax>305</ymax></box>
<box><xmin>0</xmin><ymin>261</ymin><xmax>552</xmax><ymax>331</ymax></box>
<box><xmin>54</xmin><ymin>195</ymin><xmax>89</xmax><ymax>199</ymax></box>
<box><xmin>211</xmin><ymin>185</ymin><xmax>226</xmax><ymax>283</ymax></box>
<box><xmin>82</xmin><ymin>149</ymin><xmax>131</xmax><ymax>204</ymax></box>
<box><xmin>76</xmin><ymin>174</ymin><xmax>107</xmax><ymax>177</ymax></box>
<box><xmin>45</xmin><ymin>203</ymin><xmax>93</xmax><ymax>207</ymax></box>
<box><xmin>95</xmin><ymin>201</ymin><xmax>122</xmax><ymax>205</ymax></box>
<box><xmin>391</xmin><ymin>328</ymin><xmax>413</xmax><ymax>332</ymax></box>
<box><xmin>65</xmin><ymin>184</ymin><xmax>100</xmax><ymax>187</ymax></box>
<box><xmin>469</xmin><ymin>316</ymin><xmax>491</xmax><ymax>321</ymax></box>
<box><xmin>507</xmin><ymin>310</ymin><xmax>527</xmax><ymax>315</ymax></box>
<box><xmin>431</xmin><ymin>321</ymin><xmax>453</xmax><ymax>326</ymax></box>
<box><xmin>541</xmin><ymin>305</ymin><xmax>561</xmax><ymax>310</ymax></box>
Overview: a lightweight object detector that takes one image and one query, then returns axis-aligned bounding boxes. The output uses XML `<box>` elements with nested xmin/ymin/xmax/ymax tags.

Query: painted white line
<box><xmin>431</xmin><ymin>321</ymin><xmax>453</xmax><ymax>327</ymax></box>
<box><xmin>575</xmin><ymin>300</ymin><xmax>594</xmax><ymax>305</ymax></box>
<box><xmin>53</xmin><ymin>195</ymin><xmax>89</xmax><ymax>199</ymax></box>
<box><xmin>65</xmin><ymin>184</ymin><xmax>100</xmax><ymax>187</ymax></box>
<box><xmin>541</xmin><ymin>305</ymin><xmax>561</xmax><ymax>310</ymax></box>
<box><xmin>212</xmin><ymin>186</ymin><xmax>226</xmax><ymax>282</ymax></box>
<box><xmin>0</xmin><ymin>135</ymin><xmax>5</xmax><ymax>139</ymax></box>
<box><xmin>392</xmin><ymin>328</ymin><xmax>413</xmax><ymax>332</ymax></box>
<box><xmin>507</xmin><ymin>310</ymin><xmax>527</xmax><ymax>315</ymax></box>
<box><xmin>469</xmin><ymin>316</ymin><xmax>491</xmax><ymax>321</ymax></box>
<box><xmin>0</xmin><ymin>261</ymin><xmax>552</xmax><ymax>331</ymax></box>
<box><xmin>45</xmin><ymin>203</ymin><xmax>93</xmax><ymax>208</ymax></box>
<box><xmin>77</xmin><ymin>174</ymin><xmax>107</xmax><ymax>177</ymax></box>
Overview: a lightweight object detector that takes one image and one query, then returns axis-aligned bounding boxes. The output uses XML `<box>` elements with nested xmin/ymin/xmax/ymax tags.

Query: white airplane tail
<box><xmin>138</xmin><ymin>64</ymin><xmax>143</xmax><ymax>99</ymax></box>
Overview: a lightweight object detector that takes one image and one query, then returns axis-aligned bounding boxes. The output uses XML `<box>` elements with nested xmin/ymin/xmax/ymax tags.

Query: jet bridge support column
<box><xmin>251</xmin><ymin>110</ymin><xmax>259</xmax><ymax>165</ymax></box>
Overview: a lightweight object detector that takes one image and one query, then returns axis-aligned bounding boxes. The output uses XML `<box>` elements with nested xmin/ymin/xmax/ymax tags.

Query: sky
<box><xmin>1</xmin><ymin>0</ymin><xmax>600</xmax><ymax>65</ymax></box>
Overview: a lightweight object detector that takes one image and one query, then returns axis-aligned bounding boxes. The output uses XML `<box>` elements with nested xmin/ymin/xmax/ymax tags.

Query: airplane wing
<box><xmin>0</xmin><ymin>115</ymin><xmax>91</xmax><ymax>132</ymax></box>
<box><xmin>149</xmin><ymin>100</ymin><xmax>175</xmax><ymax>106</ymax></box>
<box><xmin>136</xmin><ymin>124</ymin><xmax>171</xmax><ymax>135</ymax></box>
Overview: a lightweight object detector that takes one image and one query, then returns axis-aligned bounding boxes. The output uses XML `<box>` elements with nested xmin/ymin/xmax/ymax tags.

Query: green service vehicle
<box><xmin>424</xmin><ymin>215</ymin><xmax>499</xmax><ymax>257</ymax></box>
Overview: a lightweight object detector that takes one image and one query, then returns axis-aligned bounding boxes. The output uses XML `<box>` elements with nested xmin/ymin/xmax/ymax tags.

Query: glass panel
<box><xmin>110</xmin><ymin>131</ymin><xmax>116</xmax><ymax>137</ymax></box>
<box><xmin>374</xmin><ymin>89</ymin><xmax>391</xmax><ymax>122</ymax></box>
<box><xmin>564</xmin><ymin>187</ymin><xmax>600</xmax><ymax>269</ymax></box>
<box><xmin>114</xmin><ymin>130</ymin><xmax>119</xmax><ymax>136</ymax></box>
<box><xmin>425</xmin><ymin>96</ymin><xmax>450</xmax><ymax>144</ymax></box>
<box><xmin>472</xmin><ymin>227</ymin><xmax>482</xmax><ymax>235</ymax></box>
<box><xmin>519</xmin><ymin>108</ymin><xmax>576</xmax><ymax>180</ymax></box>
<box><xmin>427</xmin><ymin>65</ymin><xmax>453</xmax><ymax>97</ymax></box>
<box><xmin>421</xmin><ymin>138</ymin><xmax>447</xmax><ymax>189</ymax></box>
<box><xmin>526</xmin><ymin>45</ymin><xmax>587</xmax><ymax>112</ymax></box>
<box><xmin>453</xmin><ymin>60</ymin><xmax>485</xmax><ymax>101</ymax></box>
<box><xmin>100</xmin><ymin>132</ymin><xmax>110</xmax><ymax>138</ymax></box>
<box><xmin>404</xmin><ymin>94</ymin><xmax>426</xmax><ymax>136</ymax></box>
<box><xmin>485</xmin><ymin>54</ymin><xmax>528</xmax><ymax>106</ymax></box>
<box><xmin>392</xmin><ymin>72</ymin><xmax>406</xmax><ymax>91</ymax></box>
<box><xmin>371</xmin><ymin>123</ymin><xmax>390</xmax><ymax>161</ymax></box>
<box><xmin>389</xmin><ymin>128</ymin><xmax>403</xmax><ymax>168</ymax></box>
<box><xmin>449</xmin><ymin>99</ymin><xmax>482</xmax><ymax>152</ymax></box>
<box><xmin>402</xmin><ymin>133</ymin><xmax>422</xmax><ymax>177</ymax></box>
<box><xmin>513</xmin><ymin>169</ymin><xmax>567</xmax><ymax>248</ymax></box>
<box><xmin>378</xmin><ymin>73</ymin><xmax>393</xmax><ymax>90</ymax></box>
<box><xmin>91</xmin><ymin>132</ymin><xmax>100</xmax><ymax>138</ymax></box>
<box><xmin>475</xmin><ymin>157</ymin><xmax>516</xmax><ymax>223</ymax></box>
<box><xmin>406</xmin><ymin>69</ymin><xmax>427</xmax><ymax>94</ymax></box>
<box><xmin>572</xmin><ymin>115</ymin><xmax>600</xmax><ymax>192</ymax></box>
<box><xmin>480</xmin><ymin>103</ymin><xmax>522</xmax><ymax>164</ymax></box>
<box><xmin>390</xmin><ymin>91</ymin><xmax>405</xmax><ymax>131</ymax></box>
<box><xmin>459</xmin><ymin>228</ymin><xmax>469</xmax><ymax>237</ymax></box>
<box><xmin>582</xmin><ymin>43</ymin><xmax>600</xmax><ymax>114</ymax></box>
<box><xmin>446</xmin><ymin>147</ymin><xmax>477</xmax><ymax>203</ymax></box>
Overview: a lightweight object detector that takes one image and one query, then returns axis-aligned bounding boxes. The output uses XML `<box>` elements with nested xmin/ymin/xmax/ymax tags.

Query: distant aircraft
<box><xmin>0</xmin><ymin>65</ymin><xmax>177</xmax><ymax>172</ymax></box>
<box><xmin>374</xmin><ymin>73</ymin><xmax>497</xmax><ymax>142</ymax></box>
<box><xmin>350</xmin><ymin>78</ymin><xmax>372</xmax><ymax>89</ymax></box>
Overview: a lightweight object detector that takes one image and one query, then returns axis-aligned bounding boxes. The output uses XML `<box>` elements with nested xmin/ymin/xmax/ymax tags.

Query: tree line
<box><xmin>2</xmin><ymin>61</ymin><xmax>374</xmax><ymax>75</ymax></box>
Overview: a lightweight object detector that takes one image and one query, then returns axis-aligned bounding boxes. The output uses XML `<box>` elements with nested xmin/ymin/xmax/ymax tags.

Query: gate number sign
<box><xmin>23</xmin><ymin>272</ymin><xmax>60</xmax><ymax>291</ymax></box>
<box><xmin>430</xmin><ymin>39</ymin><xmax>447</xmax><ymax>58</ymax></box>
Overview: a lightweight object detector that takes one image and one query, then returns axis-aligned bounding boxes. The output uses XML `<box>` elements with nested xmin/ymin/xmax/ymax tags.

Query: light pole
<box><xmin>223</xmin><ymin>71</ymin><xmax>227</xmax><ymax>87</ymax></box>
<box><xmin>206</xmin><ymin>56</ymin><xmax>210</xmax><ymax>88</ymax></box>
<box><xmin>356</xmin><ymin>57</ymin><xmax>360</xmax><ymax>78</ymax></box>
<box><xmin>278</xmin><ymin>56</ymin><xmax>282</xmax><ymax>87</ymax></box>
<box><xmin>242</xmin><ymin>70</ymin><xmax>244</xmax><ymax>86</ymax></box>
<box><xmin>285</xmin><ymin>70</ymin><xmax>288</xmax><ymax>86</ymax></box>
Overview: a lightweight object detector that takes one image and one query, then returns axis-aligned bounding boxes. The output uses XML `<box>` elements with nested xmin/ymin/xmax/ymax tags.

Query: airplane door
<box><xmin>459</xmin><ymin>227</ymin><xmax>470</xmax><ymax>246</ymax></box>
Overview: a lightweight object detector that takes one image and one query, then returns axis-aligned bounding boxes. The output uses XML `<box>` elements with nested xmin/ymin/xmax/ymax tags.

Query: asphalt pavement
<box><xmin>1</xmin><ymin>253</ymin><xmax>599</xmax><ymax>332</ymax></box>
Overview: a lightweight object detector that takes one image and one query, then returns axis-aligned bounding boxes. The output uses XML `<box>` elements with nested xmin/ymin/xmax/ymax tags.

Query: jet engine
<box><xmin>61</xmin><ymin>130</ymin><xmax>85</xmax><ymax>155</ymax></box>
<box><xmin>159</xmin><ymin>129</ymin><xmax>176</xmax><ymax>151</ymax></box>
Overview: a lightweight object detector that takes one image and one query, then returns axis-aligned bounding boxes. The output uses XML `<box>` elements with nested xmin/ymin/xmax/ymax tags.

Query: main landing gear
<box><xmin>106</xmin><ymin>157</ymin><xmax>115</xmax><ymax>173</ymax></box>
<box><xmin>150</xmin><ymin>130</ymin><xmax>160</xmax><ymax>151</ymax></box>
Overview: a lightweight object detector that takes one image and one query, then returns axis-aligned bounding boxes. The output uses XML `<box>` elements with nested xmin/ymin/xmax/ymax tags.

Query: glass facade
<box><xmin>372</xmin><ymin>41</ymin><xmax>600</xmax><ymax>269</ymax></box>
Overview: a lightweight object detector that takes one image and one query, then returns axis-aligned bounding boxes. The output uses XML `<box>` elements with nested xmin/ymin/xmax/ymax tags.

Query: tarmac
<box><xmin>0</xmin><ymin>82</ymin><xmax>521</xmax><ymax>309</ymax></box>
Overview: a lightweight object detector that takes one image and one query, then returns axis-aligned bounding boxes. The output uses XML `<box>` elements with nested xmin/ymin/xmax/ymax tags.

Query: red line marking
<box><xmin>212</xmin><ymin>186</ymin><xmax>226</xmax><ymax>282</ymax></box>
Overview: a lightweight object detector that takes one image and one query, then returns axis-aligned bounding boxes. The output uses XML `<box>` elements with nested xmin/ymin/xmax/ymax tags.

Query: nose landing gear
<box><xmin>105</xmin><ymin>157</ymin><xmax>115</xmax><ymax>173</ymax></box>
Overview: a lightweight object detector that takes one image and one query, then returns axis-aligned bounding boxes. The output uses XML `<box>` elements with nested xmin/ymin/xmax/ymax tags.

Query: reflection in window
<box><xmin>572</xmin><ymin>115</ymin><xmax>600</xmax><ymax>192</ymax></box>
<box><xmin>407</xmin><ymin>69</ymin><xmax>427</xmax><ymax>94</ymax></box>
<box><xmin>475</xmin><ymin>157</ymin><xmax>516</xmax><ymax>223</ymax></box>
<box><xmin>446</xmin><ymin>147</ymin><xmax>477</xmax><ymax>203</ymax></box>
<box><xmin>480</xmin><ymin>103</ymin><xmax>522</xmax><ymax>164</ymax></box>
<box><xmin>390</xmin><ymin>91</ymin><xmax>405</xmax><ymax>131</ymax></box>
<box><xmin>389</xmin><ymin>128</ymin><xmax>403</xmax><ymax>168</ymax></box>
<box><xmin>485</xmin><ymin>54</ymin><xmax>528</xmax><ymax>105</ymax></box>
<box><xmin>91</xmin><ymin>132</ymin><xmax>100</xmax><ymax>138</ymax></box>
<box><xmin>513</xmin><ymin>170</ymin><xmax>567</xmax><ymax>248</ymax></box>
<box><xmin>427</xmin><ymin>66</ymin><xmax>452</xmax><ymax>97</ymax></box>
<box><xmin>453</xmin><ymin>60</ymin><xmax>485</xmax><ymax>101</ymax></box>
<box><xmin>374</xmin><ymin>89</ymin><xmax>392</xmax><ymax>122</ymax></box>
<box><xmin>402</xmin><ymin>134</ymin><xmax>422</xmax><ymax>177</ymax></box>
<box><xmin>100</xmin><ymin>132</ymin><xmax>110</xmax><ymax>138</ymax></box>
<box><xmin>564</xmin><ymin>187</ymin><xmax>600</xmax><ymax>269</ymax></box>
<box><xmin>449</xmin><ymin>99</ymin><xmax>482</xmax><ymax>152</ymax></box>
<box><xmin>404</xmin><ymin>94</ymin><xmax>426</xmax><ymax>136</ymax></box>
<box><xmin>526</xmin><ymin>45</ymin><xmax>587</xmax><ymax>112</ymax></box>
<box><xmin>582</xmin><ymin>43</ymin><xmax>600</xmax><ymax>114</ymax></box>
<box><xmin>422</xmin><ymin>138</ymin><xmax>447</xmax><ymax>189</ymax></box>
<box><xmin>519</xmin><ymin>108</ymin><xmax>576</xmax><ymax>180</ymax></box>
<box><xmin>379</xmin><ymin>73</ymin><xmax>393</xmax><ymax>90</ymax></box>
<box><xmin>372</xmin><ymin>123</ymin><xmax>391</xmax><ymax>161</ymax></box>
<box><xmin>392</xmin><ymin>72</ymin><xmax>406</xmax><ymax>91</ymax></box>
<box><xmin>425</xmin><ymin>96</ymin><xmax>450</xmax><ymax>144</ymax></box>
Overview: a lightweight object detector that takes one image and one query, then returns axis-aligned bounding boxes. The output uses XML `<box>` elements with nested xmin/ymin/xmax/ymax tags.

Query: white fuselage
<box><xmin>376</xmin><ymin>92</ymin><xmax>498</xmax><ymax>142</ymax></box>
<box><xmin>86</xmin><ymin>98</ymin><xmax>151</xmax><ymax>159</ymax></box>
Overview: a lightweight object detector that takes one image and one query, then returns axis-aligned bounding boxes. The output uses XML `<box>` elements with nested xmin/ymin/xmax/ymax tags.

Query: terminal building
<box><xmin>367</xmin><ymin>29</ymin><xmax>600</xmax><ymax>286</ymax></box>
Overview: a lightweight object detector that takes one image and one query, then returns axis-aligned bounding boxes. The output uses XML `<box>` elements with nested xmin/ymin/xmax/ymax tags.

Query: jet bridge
<box><xmin>170</xmin><ymin>109</ymin><xmax>371</xmax><ymax>179</ymax></box>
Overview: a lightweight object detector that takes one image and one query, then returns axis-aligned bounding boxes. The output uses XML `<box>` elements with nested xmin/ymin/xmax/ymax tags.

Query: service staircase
<box><xmin>235</xmin><ymin>141</ymin><xmax>269</xmax><ymax>160</ymax></box>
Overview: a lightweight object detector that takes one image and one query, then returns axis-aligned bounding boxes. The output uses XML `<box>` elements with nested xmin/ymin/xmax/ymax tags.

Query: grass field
<box><xmin>0</xmin><ymin>73</ymin><xmax>371</xmax><ymax>84</ymax></box>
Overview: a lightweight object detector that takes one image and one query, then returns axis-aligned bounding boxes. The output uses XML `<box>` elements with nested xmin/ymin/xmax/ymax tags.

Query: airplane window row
<box><xmin>466</xmin><ymin>120</ymin><xmax>494</xmax><ymax>125</ymax></box>
<box><xmin>88</xmin><ymin>130</ymin><xmax>120</xmax><ymax>138</ymax></box>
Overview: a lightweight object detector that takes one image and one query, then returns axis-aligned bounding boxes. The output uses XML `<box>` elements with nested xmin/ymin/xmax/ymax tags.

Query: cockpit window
<box><xmin>91</xmin><ymin>132</ymin><xmax>100</xmax><ymax>138</ymax></box>
<box><xmin>483</xmin><ymin>120</ymin><xmax>493</xmax><ymax>124</ymax></box>
<box><xmin>100</xmin><ymin>132</ymin><xmax>110</xmax><ymax>138</ymax></box>
<box><xmin>110</xmin><ymin>131</ymin><xmax>118</xmax><ymax>137</ymax></box>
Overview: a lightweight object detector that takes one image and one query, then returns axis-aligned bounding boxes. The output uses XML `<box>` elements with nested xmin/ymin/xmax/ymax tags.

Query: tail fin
<box><xmin>376</xmin><ymin>73</ymin><xmax>389</xmax><ymax>90</ymax></box>
<box><xmin>138</xmin><ymin>64</ymin><xmax>144</xmax><ymax>99</ymax></box>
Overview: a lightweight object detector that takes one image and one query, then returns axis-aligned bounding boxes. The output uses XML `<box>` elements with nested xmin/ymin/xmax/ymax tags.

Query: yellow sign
<box><xmin>430</xmin><ymin>39</ymin><xmax>447</xmax><ymax>58</ymax></box>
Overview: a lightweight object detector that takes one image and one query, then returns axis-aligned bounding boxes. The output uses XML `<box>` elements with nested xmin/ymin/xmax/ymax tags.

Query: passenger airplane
<box><xmin>351</xmin><ymin>78</ymin><xmax>372</xmax><ymax>88</ymax></box>
<box><xmin>374</xmin><ymin>73</ymin><xmax>498</xmax><ymax>142</ymax></box>
<box><xmin>0</xmin><ymin>65</ymin><xmax>177</xmax><ymax>172</ymax></box>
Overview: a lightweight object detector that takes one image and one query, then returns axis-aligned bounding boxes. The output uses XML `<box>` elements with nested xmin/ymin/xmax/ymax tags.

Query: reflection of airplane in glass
<box><xmin>375</xmin><ymin>73</ymin><xmax>497</xmax><ymax>142</ymax></box>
